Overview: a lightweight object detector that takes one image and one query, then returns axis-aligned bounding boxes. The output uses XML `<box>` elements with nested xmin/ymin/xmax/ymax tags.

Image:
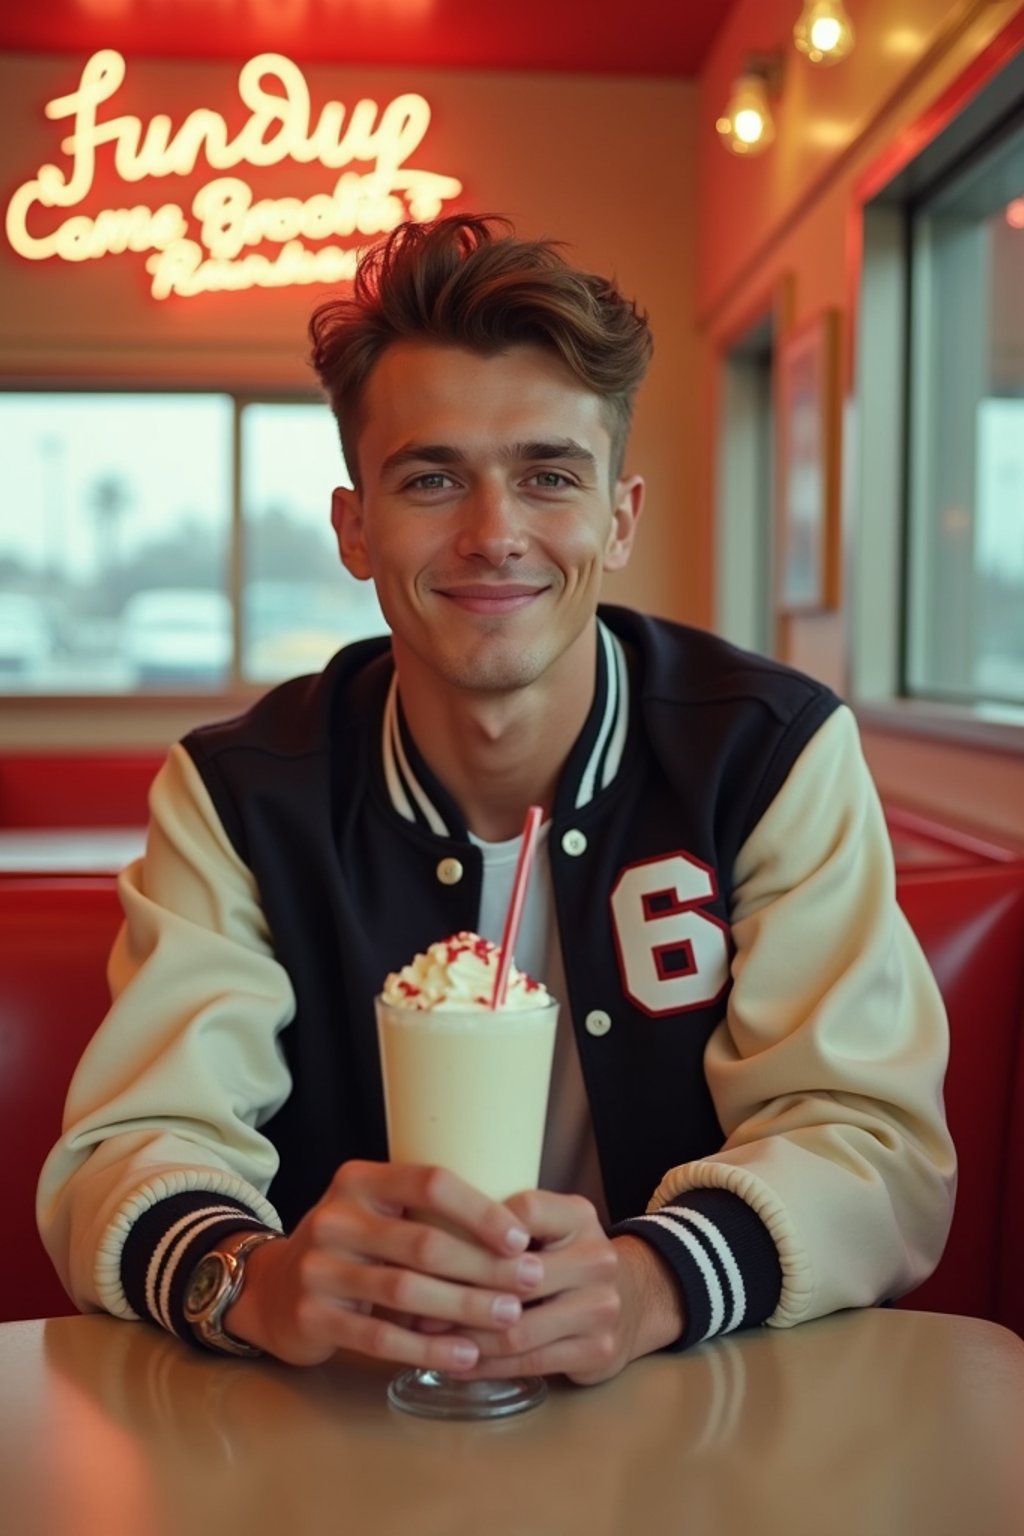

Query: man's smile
<box><xmin>433</xmin><ymin>583</ymin><xmax>551</xmax><ymax>615</ymax></box>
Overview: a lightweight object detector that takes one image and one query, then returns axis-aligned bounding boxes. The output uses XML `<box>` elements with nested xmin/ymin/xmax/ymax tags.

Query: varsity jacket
<box><xmin>38</xmin><ymin>606</ymin><xmax>955</xmax><ymax>1352</ymax></box>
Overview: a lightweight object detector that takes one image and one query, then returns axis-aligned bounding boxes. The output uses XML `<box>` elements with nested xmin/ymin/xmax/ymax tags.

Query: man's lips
<box><xmin>434</xmin><ymin>584</ymin><xmax>550</xmax><ymax>615</ymax></box>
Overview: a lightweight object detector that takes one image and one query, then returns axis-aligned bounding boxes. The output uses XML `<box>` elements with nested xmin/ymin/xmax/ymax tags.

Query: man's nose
<box><xmin>453</xmin><ymin>482</ymin><xmax>529</xmax><ymax>564</ymax></box>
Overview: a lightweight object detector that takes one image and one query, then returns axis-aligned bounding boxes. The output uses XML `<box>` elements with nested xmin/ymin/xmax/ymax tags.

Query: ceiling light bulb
<box><xmin>810</xmin><ymin>16</ymin><xmax>842</xmax><ymax>51</ymax></box>
<box><xmin>794</xmin><ymin>1</ymin><xmax>855</xmax><ymax>65</ymax></box>
<box><xmin>734</xmin><ymin>108</ymin><xmax>766</xmax><ymax>145</ymax></box>
<box><xmin>716</xmin><ymin>72</ymin><xmax>775</xmax><ymax>156</ymax></box>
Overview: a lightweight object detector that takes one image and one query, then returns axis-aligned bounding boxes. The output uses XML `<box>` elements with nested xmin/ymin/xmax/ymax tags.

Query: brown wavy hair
<box><xmin>308</xmin><ymin>215</ymin><xmax>653</xmax><ymax>485</ymax></box>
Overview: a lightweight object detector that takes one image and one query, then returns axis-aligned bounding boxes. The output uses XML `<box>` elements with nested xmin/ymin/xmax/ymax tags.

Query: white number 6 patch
<box><xmin>610</xmin><ymin>852</ymin><xmax>731</xmax><ymax>1016</ymax></box>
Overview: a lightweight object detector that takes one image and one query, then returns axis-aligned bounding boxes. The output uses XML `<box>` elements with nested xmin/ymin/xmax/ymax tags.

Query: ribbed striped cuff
<box><xmin>121</xmin><ymin>1192</ymin><xmax>279</xmax><ymax>1344</ymax></box>
<box><xmin>612</xmin><ymin>1188</ymin><xmax>782</xmax><ymax>1350</ymax></box>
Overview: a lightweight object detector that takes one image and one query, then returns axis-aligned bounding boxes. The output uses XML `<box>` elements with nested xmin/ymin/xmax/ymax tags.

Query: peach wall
<box><xmin>694</xmin><ymin>0</ymin><xmax>1024</xmax><ymax>834</ymax></box>
<box><xmin>0</xmin><ymin>54</ymin><xmax>698</xmax><ymax>744</ymax></box>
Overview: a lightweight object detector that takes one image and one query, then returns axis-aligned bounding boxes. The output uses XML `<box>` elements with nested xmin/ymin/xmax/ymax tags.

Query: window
<box><xmin>0</xmin><ymin>392</ymin><xmax>387</xmax><ymax>695</ymax></box>
<box><xmin>240</xmin><ymin>403</ymin><xmax>386</xmax><ymax>683</ymax></box>
<box><xmin>904</xmin><ymin>113</ymin><xmax>1024</xmax><ymax>709</ymax></box>
<box><xmin>715</xmin><ymin>315</ymin><xmax>776</xmax><ymax>659</ymax></box>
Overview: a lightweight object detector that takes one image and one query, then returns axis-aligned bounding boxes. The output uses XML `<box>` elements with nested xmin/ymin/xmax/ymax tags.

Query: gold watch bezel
<box><xmin>183</xmin><ymin>1230</ymin><xmax>280</xmax><ymax>1356</ymax></box>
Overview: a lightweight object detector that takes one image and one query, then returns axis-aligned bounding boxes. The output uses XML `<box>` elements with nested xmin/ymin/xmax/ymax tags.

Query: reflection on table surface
<box><xmin>2</xmin><ymin>1308</ymin><xmax>1022</xmax><ymax>1536</ymax></box>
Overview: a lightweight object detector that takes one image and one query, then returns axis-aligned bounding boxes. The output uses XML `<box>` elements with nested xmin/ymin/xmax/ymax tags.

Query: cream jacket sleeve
<box><xmin>37</xmin><ymin>744</ymin><xmax>296</xmax><ymax>1318</ymax></box>
<box><xmin>648</xmin><ymin>705</ymin><xmax>956</xmax><ymax>1328</ymax></box>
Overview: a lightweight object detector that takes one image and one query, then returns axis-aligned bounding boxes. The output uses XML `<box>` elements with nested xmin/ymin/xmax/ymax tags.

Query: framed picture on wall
<box><xmin>776</xmin><ymin>309</ymin><xmax>841</xmax><ymax>611</ymax></box>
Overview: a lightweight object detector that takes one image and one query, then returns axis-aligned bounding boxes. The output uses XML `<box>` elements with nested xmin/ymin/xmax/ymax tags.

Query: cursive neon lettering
<box><xmin>6</xmin><ymin>182</ymin><xmax>187</xmax><ymax>263</ymax></box>
<box><xmin>5</xmin><ymin>50</ymin><xmax>463</xmax><ymax>299</ymax></box>
<box><xmin>43</xmin><ymin>52</ymin><xmax>437</xmax><ymax>192</ymax></box>
<box><xmin>43</xmin><ymin>49</ymin><xmax>127</xmax><ymax>206</ymax></box>
<box><xmin>146</xmin><ymin>238</ymin><xmax>363</xmax><ymax>299</ymax></box>
<box><xmin>192</xmin><ymin>173</ymin><xmax>424</xmax><ymax>261</ymax></box>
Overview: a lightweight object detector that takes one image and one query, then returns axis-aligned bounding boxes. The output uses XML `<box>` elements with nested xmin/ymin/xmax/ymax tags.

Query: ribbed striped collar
<box><xmin>380</xmin><ymin>618</ymin><xmax>631</xmax><ymax>837</ymax></box>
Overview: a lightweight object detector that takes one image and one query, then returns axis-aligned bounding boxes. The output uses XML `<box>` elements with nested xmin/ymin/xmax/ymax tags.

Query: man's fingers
<box><xmin>505</xmin><ymin>1188</ymin><xmax>602</xmax><ymax>1246</ymax></box>
<box><xmin>369</xmin><ymin>1209</ymin><xmax>546</xmax><ymax>1291</ymax></box>
<box><xmin>466</xmin><ymin>1283</ymin><xmax>620</xmax><ymax>1360</ymax></box>
<box><xmin>331</xmin><ymin>1160</ymin><xmax>531</xmax><ymax>1256</ymax></box>
<box><xmin>455</xmin><ymin>1331</ymin><xmax>618</xmax><ymax>1382</ymax></box>
<box><xmin>458</xmin><ymin>1284</ymin><xmax>627</xmax><ymax>1383</ymax></box>
<box><xmin>337</xmin><ymin>1261</ymin><xmax>527</xmax><ymax>1332</ymax></box>
<box><xmin>316</xmin><ymin>1300</ymin><xmax>481</xmax><ymax>1373</ymax></box>
<box><xmin>306</xmin><ymin>1198</ymin><xmax>545</xmax><ymax>1295</ymax></box>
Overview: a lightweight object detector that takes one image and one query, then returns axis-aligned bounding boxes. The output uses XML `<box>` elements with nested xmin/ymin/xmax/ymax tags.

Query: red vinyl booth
<box><xmin>0</xmin><ymin>754</ymin><xmax>161</xmax><ymax>829</ymax></box>
<box><xmin>895</xmin><ymin>864</ymin><xmax>1024</xmax><ymax>1334</ymax></box>
<box><xmin>2</xmin><ymin>858</ymin><xmax>1023</xmax><ymax>1333</ymax></box>
<box><xmin>0</xmin><ymin>879</ymin><xmax>122</xmax><ymax>1321</ymax></box>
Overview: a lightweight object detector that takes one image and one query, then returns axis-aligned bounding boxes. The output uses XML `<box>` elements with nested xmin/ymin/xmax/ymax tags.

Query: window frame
<box><xmin>0</xmin><ymin>383</ymin><xmax>354</xmax><ymax>716</ymax></box>
<box><xmin>849</xmin><ymin>41</ymin><xmax>1024</xmax><ymax>757</ymax></box>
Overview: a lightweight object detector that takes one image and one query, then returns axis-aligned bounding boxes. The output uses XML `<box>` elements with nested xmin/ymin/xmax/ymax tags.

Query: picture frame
<box><xmin>775</xmin><ymin>309</ymin><xmax>842</xmax><ymax>612</ymax></box>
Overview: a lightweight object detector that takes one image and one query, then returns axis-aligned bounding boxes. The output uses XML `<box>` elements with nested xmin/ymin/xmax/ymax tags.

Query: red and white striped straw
<box><xmin>490</xmin><ymin>804</ymin><xmax>544</xmax><ymax>1009</ymax></box>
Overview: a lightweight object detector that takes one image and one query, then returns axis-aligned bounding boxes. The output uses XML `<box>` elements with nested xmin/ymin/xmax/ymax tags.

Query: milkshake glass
<box><xmin>375</xmin><ymin>932</ymin><xmax>558</xmax><ymax>1419</ymax></box>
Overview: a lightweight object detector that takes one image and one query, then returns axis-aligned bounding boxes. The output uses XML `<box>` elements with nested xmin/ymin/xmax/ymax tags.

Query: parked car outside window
<box><xmin>120</xmin><ymin>588</ymin><xmax>232</xmax><ymax>689</ymax></box>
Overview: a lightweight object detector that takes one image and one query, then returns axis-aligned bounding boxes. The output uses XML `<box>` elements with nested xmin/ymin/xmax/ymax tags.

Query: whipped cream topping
<box><xmin>381</xmin><ymin>931</ymin><xmax>549</xmax><ymax>1012</ymax></box>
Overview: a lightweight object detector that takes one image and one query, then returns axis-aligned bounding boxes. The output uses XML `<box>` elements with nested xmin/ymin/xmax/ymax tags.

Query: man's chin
<box><xmin>435</xmin><ymin>640</ymin><xmax>551</xmax><ymax>695</ymax></box>
<box><xmin>445</xmin><ymin>659</ymin><xmax>546</xmax><ymax>695</ymax></box>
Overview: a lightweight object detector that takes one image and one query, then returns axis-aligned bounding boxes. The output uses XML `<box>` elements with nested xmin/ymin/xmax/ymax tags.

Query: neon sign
<box><xmin>5</xmin><ymin>51</ymin><xmax>463</xmax><ymax>299</ymax></box>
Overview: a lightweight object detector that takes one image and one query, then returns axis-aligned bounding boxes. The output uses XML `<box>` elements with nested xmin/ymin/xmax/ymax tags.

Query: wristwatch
<box><xmin>183</xmin><ymin>1229</ymin><xmax>283</xmax><ymax>1356</ymax></box>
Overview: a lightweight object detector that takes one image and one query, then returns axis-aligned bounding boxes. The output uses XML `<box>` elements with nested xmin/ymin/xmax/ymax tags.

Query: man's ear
<box><xmin>331</xmin><ymin>486</ymin><xmax>373</xmax><ymax>580</ymax></box>
<box><xmin>603</xmin><ymin>475</ymin><xmax>645</xmax><ymax>573</ymax></box>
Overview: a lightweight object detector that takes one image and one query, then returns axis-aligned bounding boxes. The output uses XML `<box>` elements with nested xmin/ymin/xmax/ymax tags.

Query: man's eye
<box><xmin>527</xmin><ymin>470</ymin><xmax>574</xmax><ymax>489</ymax></box>
<box><xmin>407</xmin><ymin>472</ymin><xmax>454</xmax><ymax>491</ymax></box>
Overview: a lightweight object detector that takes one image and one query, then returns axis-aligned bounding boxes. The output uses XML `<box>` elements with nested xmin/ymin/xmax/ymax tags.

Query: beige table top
<box><xmin>2</xmin><ymin>1308</ymin><xmax>1022</xmax><ymax>1536</ymax></box>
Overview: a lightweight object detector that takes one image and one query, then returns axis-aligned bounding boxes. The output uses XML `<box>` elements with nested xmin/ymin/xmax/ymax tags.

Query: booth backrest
<box><xmin>0</xmin><ymin>879</ymin><xmax>122</xmax><ymax>1320</ymax></box>
<box><xmin>2</xmin><ymin>860</ymin><xmax>1023</xmax><ymax>1331</ymax></box>
<box><xmin>895</xmin><ymin>863</ymin><xmax>1024</xmax><ymax>1335</ymax></box>
<box><xmin>0</xmin><ymin>754</ymin><xmax>162</xmax><ymax>829</ymax></box>
<box><xmin>886</xmin><ymin>801</ymin><xmax>1023</xmax><ymax>871</ymax></box>
<box><xmin>999</xmin><ymin>1007</ymin><xmax>1024</xmax><ymax>1331</ymax></box>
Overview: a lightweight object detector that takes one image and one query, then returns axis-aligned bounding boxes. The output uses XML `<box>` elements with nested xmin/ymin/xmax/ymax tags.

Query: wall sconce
<box><xmin>793</xmin><ymin>1</ymin><xmax>855</xmax><ymax>65</ymax></box>
<box><xmin>716</xmin><ymin>53</ymin><xmax>783</xmax><ymax>157</ymax></box>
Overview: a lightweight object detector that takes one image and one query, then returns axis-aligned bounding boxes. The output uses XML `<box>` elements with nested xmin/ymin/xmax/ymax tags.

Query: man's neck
<box><xmin>393</xmin><ymin>626</ymin><xmax>598</xmax><ymax>843</ymax></box>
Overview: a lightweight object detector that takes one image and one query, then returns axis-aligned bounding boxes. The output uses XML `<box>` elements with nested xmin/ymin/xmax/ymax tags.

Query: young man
<box><xmin>39</xmin><ymin>216</ymin><xmax>954</xmax><ymax>1383</ymax></box>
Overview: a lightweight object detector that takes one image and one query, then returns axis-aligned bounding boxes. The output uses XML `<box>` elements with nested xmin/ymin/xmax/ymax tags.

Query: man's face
<box><xmin>331</xmin><ymin>342</ymin><xmax>643</xmax><ymax>698</ymax></box>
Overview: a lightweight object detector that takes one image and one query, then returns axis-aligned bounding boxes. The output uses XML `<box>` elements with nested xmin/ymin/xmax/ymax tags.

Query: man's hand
<box><xmin>222</xmin><ymin>1160</ymin><xmax>544</xmax><ymax>1370</ymax></box>
<box><xmin>459</xmin><ymin>1192</ymin><xmax>686</xmax><ymax>1385</ymax></box>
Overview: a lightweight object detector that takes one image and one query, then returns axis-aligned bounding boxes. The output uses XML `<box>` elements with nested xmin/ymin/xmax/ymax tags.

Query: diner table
<box><xmin>2</xmin><ymin>1307</ymin><xmax>1022</xmax><ymax>1535</ymax></box>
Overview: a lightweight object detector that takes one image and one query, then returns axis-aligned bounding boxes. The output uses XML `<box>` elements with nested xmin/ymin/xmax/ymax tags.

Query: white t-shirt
<box><xmin>471</xmin><ymin>823</ymin><xmax>608</xmax><ymax>1224</ymax></box>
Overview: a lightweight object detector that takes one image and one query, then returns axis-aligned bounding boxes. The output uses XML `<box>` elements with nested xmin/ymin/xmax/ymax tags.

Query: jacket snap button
<box><xmin>436</xmin><ymin>857</ymin><xmax>464</xmax><ymax>886</ymax></box>
<box><xmin>561</xmin><ymin>828</ymin><xmax>588</xmax><ymax>857</ymax></box>
<box><xmin>585</xmin><ymin>1010</ymin><xmax>612</xmax><ymax>1037</ymax></box>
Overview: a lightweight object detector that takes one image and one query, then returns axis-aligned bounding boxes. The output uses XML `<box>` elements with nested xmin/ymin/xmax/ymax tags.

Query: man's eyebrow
<box><xmin>380</xmin><ymin>440</ymin><xmax>599</xmax><ymax>475</ymax></box>
<box><xmin>380</xmin><ymin>444</ymin><xmax>466</xmax><ymax>475</ymax></box>
<box><xmin>503</xmin><ymin>440</ymin><xmax>597</xmax><ymax>468</ymax></box>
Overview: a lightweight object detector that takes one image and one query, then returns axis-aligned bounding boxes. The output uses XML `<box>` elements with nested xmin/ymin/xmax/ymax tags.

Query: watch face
<box><xmin>185</xmin><ymin>1254</ymin><xmax>226</xmax><ymax>1318</ymax></box>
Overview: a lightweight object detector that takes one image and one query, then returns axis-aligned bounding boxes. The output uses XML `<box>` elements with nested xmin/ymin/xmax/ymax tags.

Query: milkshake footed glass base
<box><xmin>387</xmin><ymin>1368</ymin><xmax>547</xmax><ymax>1420</ymax></box>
